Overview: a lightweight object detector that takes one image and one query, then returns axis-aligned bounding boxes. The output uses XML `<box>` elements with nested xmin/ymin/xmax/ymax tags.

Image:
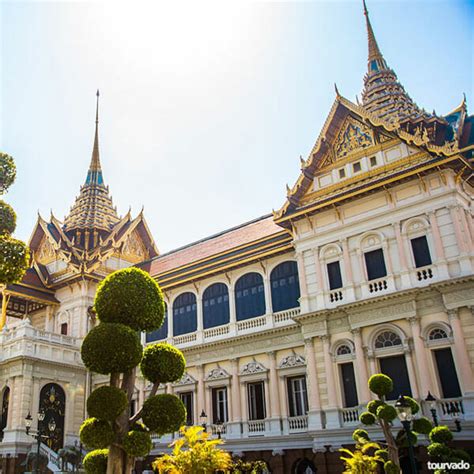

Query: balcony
<box><xmin>247</xmin><ymin>420</ymin><xmax>266</xmax><ymax>436</ymax></box>
<box><xmin>288</xmin><ymin>415</ymin><xmax>308</xmax><ymax>433</ymax></box>
<box><xmin>340</xmin><ymin>406</ymin><xmax>361</xmax><ymax>426</ymax></box>
<box><xmin>0</xmin><ymin>322</ymin><xmax>82</xmax><ymax>366</ymax></box>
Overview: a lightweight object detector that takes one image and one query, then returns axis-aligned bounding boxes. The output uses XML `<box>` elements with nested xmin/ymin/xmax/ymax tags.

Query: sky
<box><xmin>1</xmin><ymin>0</ymin><xmax>473</xmax><ymax>254</ymax></box>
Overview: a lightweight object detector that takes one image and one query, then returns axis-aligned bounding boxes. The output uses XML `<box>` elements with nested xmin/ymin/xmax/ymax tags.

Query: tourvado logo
<box><xmin>428</xmin><ymin>461</ymin><xmax>471</xmax><ymax>471</ymax></box>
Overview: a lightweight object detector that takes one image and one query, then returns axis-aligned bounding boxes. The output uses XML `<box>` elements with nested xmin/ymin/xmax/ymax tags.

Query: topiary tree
<box><xmin>350</xmin><ymin>374</ymin><xmax>434</xmax><ymax>473</ymax></box>
<box><xmin>340</xmin><ymin>438</ymin><xmax>384</xmax><ymax>474</ymax></box>
<box><xmin>80</xmin><ymin>267</ymin><xmax>187</xmax><ymax>474</ymax></box>
<box><xmin>152</xmin><ymin>425</ymin><xmax>232</xmax><ymax>473</ymax></box>
<box><xmin>427</xmin><ymin>425</ymin><xmax>473</xmax><ymax>473</ymax></box>
<box><xmin>0</xmin><ymin>152</ymin><xmax>29</xmax><ymax>330</ymax></box>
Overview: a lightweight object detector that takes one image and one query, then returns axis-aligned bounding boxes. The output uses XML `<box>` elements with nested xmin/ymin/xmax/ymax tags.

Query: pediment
<box><xmin>36</xmin><ymin>236</ymin><xmax>57</xmax><ymax>265</ymax></box>
<box><xmin>334</xmin><ymin>116</ymin><xmax>375</xmax><ymax>159</ymax></box>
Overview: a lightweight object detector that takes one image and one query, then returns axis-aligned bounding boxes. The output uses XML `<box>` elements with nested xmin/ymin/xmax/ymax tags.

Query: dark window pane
<box><xmin>364</xmin><ymin>249</ymin><xmax>387</xmax><ymax>280</ymax></box>
<box><xmin>173</xmin><ymin>293</ymin><xmax>197</xmax><ymax>336</ymax></box>
<box><xmin>60</xmin><ymin>323</ymin><xmax>68</xmax><ymax>335</ymax></box>
<box><xmin>270</xmin><ymin>261</ymin><xmax>301</xmax><ymax>312</ymax></box>
<box><xmin>434</xmin><ymin>348</ymin><xmax>462</xmax><ymax>398</ymax></box>
<box><xmin>235</xmin><ymin>273</ymin><xmax>266</xmax><ymax>321</ymax></box>
<box><xmin>248</xmin><ymin>382</ymin><xmax>266</xmax><ymax>420</ymax></box>
<box><xmin>340</xmin><ymin>363</ymin><xmax>358</xmax><ymax>407</ymax></box>
<box><xmin>211</xmin><ymin>387</ymin><xmax>228</xmax><ymax>423</ymax></box>
<box><xmin>203</xmin><ymin>283</ymin><xmax>230</xmax><ymax>329</ymax></box>
<box><xmin>327</xmin><ymin>261</ymin><xmax>343</xmax><ymax>290</ymax></box>
<box><xmin>179</xmin><ymin>392</ymin><xmax>194</xmax><ymax>426</ymax></box>
<box><xmin>287</xmin><ymin>376</ymin><xmax>308</xmax><ymax>417</ymax></box>
<box><xmin>146</xmin><ymin>305</ymin><xmax>168</xmax><ymax>342</ymax></box>
<box><xmin>411</xmin><ymin>236</ymin><xmax>432</xmax><ymax>268</ymax></box>
<box><xmin>379</xmin><ymin>356</ymin><xmax>412</xmax><ymax>400</ymax></box>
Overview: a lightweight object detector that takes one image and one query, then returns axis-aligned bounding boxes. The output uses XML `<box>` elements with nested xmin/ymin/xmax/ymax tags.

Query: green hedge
<box><xmin>376</xmin><ymin>404</ymin><xmax>397</xmax><ymax>422</ymax></box>
<box><xmin>83</xmin><ymin>449</ymin><xmax>108</xmax><ymax>474</ymax></box>
<box><xmin>140</xmin><ymin>343</ymin><xmax>185</xmax><ymax>384</ymax></box>
<box><xmin>81</xmin><ymin>323</ymin><xmax>143</xmax><ymax>374</ymax></box>
<box><xmin>87</xmin><ymin>386</ymin><xmax>128</xmax><ymax>422</ymax></box>
<box><xmin>79</xmin><ymin>418</ymin><xmax>114</xmax><ymax>449</ymax></box>
<box><xmin>368</xmin><ymin>374</ymin><xmax>393</xmax><ymax>397</ymax></box>
<box><xmin>0</xmin><ymin>201</ymin><xmax>16</xmax><ymax>235</ymax></box>
<box><xmin>412</xmin><ymin>417</ymin><xmax>433</xmax><ymax>435</ymax></box>
<box><xmin>123</xmin><ymin>430</ymin><xmax>152</xmax><ymax>457</ymax></box>
<box><xmin>141</xmin><ymin>394</ymin><xmax>186</xmax><ymax>435</ymax></box>
<box><xmin>0</xmin><ymin>236</ymin><xmax>29</xmax><ymax>285</ymax></box>
<box><xmin>94</xmin><ymin>268</ymin><xmax>165</xmax><ymax>332</ymax></box>
<box><xmin>429</xmin><ymin>425</ymin><xmax>453</xmax><ymax>444</ymax></box>
<box><xmin>359</xmin><ymin>411</ymin><xmax>376</xmax><ymax>425</ymax></box>
<box><xmin>0</xmin><ymin>153</ymin><xmax>16</xmax><ymax>194</ymax></box>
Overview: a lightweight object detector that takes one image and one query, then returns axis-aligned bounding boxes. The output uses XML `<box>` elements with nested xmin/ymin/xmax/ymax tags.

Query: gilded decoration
<box><xmin>335</xmin><ymin>117</ymin><xmax>374</xmax><ymax>159</ymax></box>
<box><xmin>36</xmin><ymin>237</ymin><xmax>57</xmax><ymax>265</ymax></box>
<box><xmin>121</xmin><ymin>231</ymin><xmax>149</xmax><ymax>262</ymax></box>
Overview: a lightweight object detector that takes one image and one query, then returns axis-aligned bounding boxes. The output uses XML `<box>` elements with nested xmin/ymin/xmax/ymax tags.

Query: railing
<box><xmin>210</xmin><ymin>424</ymin><xmax>227</xmax><ymax>436</ymax></box>
<box><xmin>329</xmin><ymin>290</ymin><xmax>343</xmax><ymax>302</ymax></box>
<box><xmin>204</xmin><ymin>325</ymin><xmax>230</xmax><ymax>339</ymax></box>
<box><xmin>416</xmin><ymin>266</ymin><xmax>434</xmax><ymax>281</ymax></box>
<box><xmin>247</xmin><ymin>420</ymin><xmax>265</xmax><ymax>435</ymax></box>
<box><xmin>340</xmin><ymin>407</ymin><xmax>360</xmax><ymax>425</ymax></box>
<box><xmin>288</xmin><ymin>415</ymin><xmax>308</xmax><ymax>432</ymax></box>
<box><xmin>173</xmin><ymin>333</ymin><xmax>197</xmax><ymax>345</ymax></box>
<box><xmin>237</xmin><ymin>315</ymin><xmax>266</xmax><ymax>331</ymax></box>
<box><xmin>273</xmin><ymin>307</ymin><xmax>300</xmax><ymax>324</ymax></box>
<box><xmin>368</xmin><ymin>278</ymin><xmax>388</xmax><ymax>293</ymax></box>
<box><xmin>439</xmin><ymin>398</ymin><xmax>464</xmax><ymax>419</ymax></box>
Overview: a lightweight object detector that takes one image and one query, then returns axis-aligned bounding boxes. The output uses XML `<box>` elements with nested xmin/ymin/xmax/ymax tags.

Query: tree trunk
<box><xmin>380</xmin><ymin>418</ymin><xmax>400</xmax><ymax>468</ymax></box>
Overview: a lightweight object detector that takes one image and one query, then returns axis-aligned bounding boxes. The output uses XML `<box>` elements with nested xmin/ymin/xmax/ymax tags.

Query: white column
<box><xmin>341</xmin><ymin>238</ymin><xmax>356</xmax><ymax>301</ymax></box>
<box><xmin>393</xmin><ymin>222</ymin><xmax>411</xmax><ymax>288</ymax></box>
<box><xmin>450</xmin><ymin>206</ymin><xmax>468</xmax><ymax>254</ymax></box>
<box><xmin>196</xmin><ymin>295</ymin><xmax>203</xmax><ymax>343</ymax></box>
<box><xmin>459</xmin><ymin>207</ymin><xmax>473</xmax><ymax>250</ymax></box>
<box><xmin>227</xmin><ymin>359</ymin><xmax>241</xmax><ymax>438</ymax></box>
<box><xmin>321</xmin><ymin>335</ymin><xmax>340</xmax><ymax>428</ymax></box>
<box><xmin>167</xmin><ymin>301</ymin><xmax>174</xmax><ymax>341</ymax></box>
<box><xmin>268</xmin><ymin>352</ymin><xmax>281</xmax><ymax>418</ymax></box>
<box><xmin>404</xmin><ymin>349</ymin><xmax>419</xmax><ymax>399</ymax></box>
<box><xmin>312</xmin><ymin>248</ymin><xmax>326</xmax><ymax>308</ymax></box>
<box><xmin>352</xmin><ymin>329</ymin><xmax>370</xmax><ymax>403</ymax></box>
<box><xmin>196</xmin><ymin>365</ymin><xmax>205</xmax><ymax>421</ymax></box>
<box><xmin>263</xmin><ymin>276</ymin><xmax>273</xmax><ymax>315</ymax></box>
<box><xmin>304</xmin><ymin>338</ymin><xmax>323</xmax><ymax>430</ymax></box>
<box><xmin>277</xmin><ymin>374</ymin><xmax>289</xmax><ymax>434</ymax></box>
<box><xmin>296</xmin><ymin>252</ymin><xmax>310</xmax><ymax>312</ymax></box>
<box><xmin>428</xmin><ymin>211</ymin><xmax>449</xmax><ymax>279</ymax></box>
<box><xmin>409</xmin><ymin>317</ymin><xmax>432</xmax><ymax>398</ymax></box>
<box><xmin>228</xmin><ymin>287</ymin><xmax>237</xmax><ymax>334</ymax></box>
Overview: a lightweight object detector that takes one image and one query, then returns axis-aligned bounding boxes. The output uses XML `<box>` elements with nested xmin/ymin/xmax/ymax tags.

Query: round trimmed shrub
<box><xmin>83</xmin><ymin>449</ymin><xmax>108</xmax><ymax>474</ymax></box>
<box><xmin>427</xmin><ymin>442</ymin><xmax>450</xmax><ymax>458</ymax></box>
<box><xmin>452</xmin><ymin>449</ymin><xmax>471</xmax><ymax>464</ymax></box>
<box><xmin>81</xmin><ymin>323</ymin><xmax>142</xmax><ymax>374</ymax></box>
<box><xmin>94</xmin><ymin>267</ymin><xmax>165</xmax><ymax>332</ymax></box>
<box><xmin>376</xmin><ymin>404</ymin><xmax>397</xmax><ymax>422</ymax></box>
<box><xmin>352</xmin><ymin>429</ymin><xmax>370</xmax><ymax>442</ymax></box>
<box><xmin>375</xmin><ymin>449</ymin><xmax>388</xmax><ymax>461</ymax></box>
<box><xmin>0</xmin><ymin>236</ymin><xmax>29</xmax><ymax>285</ymax></box>
<box><xmin>405</xmin><ymin>396</ymin><xmax>420</xmax><ymax>415</ymax></box>
<box><xmin>367</xmin><ymin>399</ymin><xmax>384</xmax><ymax>415</ymax></box>
<box><xmin>140</xmin><ymin>343</ymin><xmax>185</xmax><ymax>384</ymax></box>
<box><xmin>141</xmin><ymin>394</ymin><xmax>186</xmax><ymax>435</ymax></box>
<box><xmin>384</xmin><ymin>461</ymin><xmax>400</xmax><ymax>474</ymax></box>
<box><xmin>123</xmin><ymin>430</ymin><xmax>152</xmax><ymax>457</ymax></box>
<box><xmin>368</xmin><ymin>374</ymin><xmax>393</xmax><ymax>397</ymax></box>
<box><xmin>429</xmin><ymin>425</ymin><xmax>453</xmax><ymax>444</ymax></box>
<box><xmin>0</xmin><ymin>201</ymin><xmax>16</xmax><ymax>235</ymax></box>
<box><xmin>359</xmin><ymin>411</ymin><xmax>376</xmax><ymax>425</ymax></box>
<box><xmin>80</xmin><ymin>418</ymin><xmax>114</xmax><ymax>449</ymax></box>
<box><xmin>412</xmin><ymin>417</ymin><xmax>433</xmax><ymax>435</ymax></box>
<box><xmin>87</xmin><ymin>386</ymin><xmax>128</xmax><ymax>422</ymax></box>
<box><xmin>0</xmin><ymin>152</ymin><xmax>16</xmax><ymax>194</ymax></box>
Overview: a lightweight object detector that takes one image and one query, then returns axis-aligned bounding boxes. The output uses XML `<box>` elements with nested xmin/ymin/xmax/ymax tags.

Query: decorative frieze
<box><xmin>240</xmin><ymin>360</ymin><xmax>267</xmax><ymax>376</ymax></box>
<box><xmin>278</xmin><ymin>353</ymin><xmax>306</xmax><ymax>369</ymax></box>
<box><xmin>205</xmin><ymin>367</ymin><xmax>230</xmax><ymax>381</ymax></box>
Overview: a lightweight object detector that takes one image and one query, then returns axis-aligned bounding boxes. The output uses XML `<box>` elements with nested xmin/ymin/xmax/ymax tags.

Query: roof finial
<box><xmin>363</xmin><ymin>0</ymin><xmax>387</xmax><ymax>73</ymax></box>
<box><xmin>85</xmin><ymin>90</ymin><xmax>104</xmax><ymax>186</ymax></box>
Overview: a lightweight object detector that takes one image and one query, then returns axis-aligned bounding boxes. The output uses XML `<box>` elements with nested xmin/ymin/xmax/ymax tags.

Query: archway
<box><xmin>39</xmin><ymin>383</ymin><xmax>66</xmax><ymax>452</ymax></box>
<box><xmin>0</xmin><ymin>387</ymin><xmax>10</xmax><ymax>441</ymax></box>
<box><xmin>293</xmin><ymin>458</ymin><xmax>317</xmax><ymax>474</ymax></box>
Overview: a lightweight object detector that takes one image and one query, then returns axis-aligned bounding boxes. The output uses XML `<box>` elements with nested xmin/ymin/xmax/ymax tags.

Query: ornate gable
<box><xmin>278</xmin><ymin>353</ymin><xmax>306</xmax><ymax>369</ymax></box>
<box><xmin>36</xmin><ymin>236</ymin><xmax>57</xmax><ymax>265</ymax></box>
<box><xmin>205</xmin><ymin>367</ymin><xmax>230</xmax><ymax>381</ymax></box>
<box><xmin>240</xmin><ymin>360</ymin><xmax>267</xmax><ymax>376</ymax></box>
<box><xmin>335</xmin><ymin>116</ymin><xmax>374</xmax><ymax>159</ymax></box>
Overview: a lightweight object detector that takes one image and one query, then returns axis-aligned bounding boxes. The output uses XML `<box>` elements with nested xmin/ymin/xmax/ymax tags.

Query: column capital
<box><xmin>351</xmin><ymin>327</ymin><xmax>362</xmax><ymax>337</ymax></box>
<box><xmin>272</xmin><ymin>449</ymin><xmax>285</xmax><ymax>457</ymax></box>
<box><xmin>447</xmin><ymin>308</ymin><xmax>459</xmax><ymax>321</ymax></box>
<box><xmin>407</xmin><ymin>316</ymin><xmax>421</xmax><ymax>327</ymax></box>
<box><xmin>304</xmin><ymin>336</ymin><xmax>314</xmax><ymax>346</ymax></box>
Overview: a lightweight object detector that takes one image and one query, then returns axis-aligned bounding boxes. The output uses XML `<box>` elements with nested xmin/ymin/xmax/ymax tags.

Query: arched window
<box><xmin>374</xmin><ymin>331</ymin><xmax>402</xmax><ymax>349</ymax></box>
<box><xmin>270</xmin><ymin>261</ymin><xmax>300</xmax><ymax>312</ymax></box>
<box><xmin>39</xmin><ymin>383</ymin><xmax>65</xmax><ymax>451</ymax></box>
<box><xmin>235</xmin><ymin>273</ymin><xmax>265</xmax><ymax>321</ymax></box>
<box><xmin>146</xmin><ymin>303</ymin><xmax>168</xmax><ymax>342</ymax></box>
<box><xmin>0</xmin><ymin>387</ymin><xmax>10</xmax><ymax>441</ymax></box>
<box><xmin>203</xmin><ymin>283</ymin><xmax>229</xmax><ymax>329</ymax></box>
<box><xmin>336</xmin><ymin>344</ymin><xmax>352</xmax><ymax>356</ymax></box>
<box><xmin>173</xmin><ymin>293</ymin><xmax>197</xmax><ymax>336</ymax></box>
<box><xmin>429</xmin><ymin>328</ymin><xmax>448</xmax><ymax>341</ymax></box>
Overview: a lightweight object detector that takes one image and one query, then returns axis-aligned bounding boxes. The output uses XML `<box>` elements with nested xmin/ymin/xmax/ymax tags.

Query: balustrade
<box><xmin>247</xmin><ymin>420</ymin><xmax>266</xmax><ymax>435</ymax></box>
<box><xmin>288</xmin><ymin>415</ymin><xmax>308</xmax><ymax>432</ymax></box>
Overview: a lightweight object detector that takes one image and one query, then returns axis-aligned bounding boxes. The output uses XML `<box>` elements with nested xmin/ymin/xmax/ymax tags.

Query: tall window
<box><xmin>203</xmin><ymin>283</ymin><xmax>230</xmax><ymax>329</ymax></box>
<box><xmin>270</xmin><ymin>261</ymin><xmax>300</xmax><ymax>312</ymax></box>
<box><xmin>39</xmin><ymin>383</ymin><xmax>66</xmax><ymax>451</ymax></box>
<box><xmin>0</xmin><ymin>387</ymin><xmax>10</xmax><ymax>441</ymax></box>
<box><xmin>287</xmin><ymin>376</ymin><xmax>308</xmax><ymax>417</ymax></box>
<box><xmin>179</xmin><ymin>392</ymin><xmax>194</xmax><ymax>426</ymax></box>
<box><xmin>379</xmin><ymin>356</ymin><xmax>412</xmax><ymax>400</ymax></box>
<box><xmin>364</xmin><ymin>248</ymin><xmax>387</xmax><ymax>280</ymax></box>
<box><xmin>173</xmin><ymin>293</ymin><xmax>197</xmax><ymax>336</ymax></box>
<box><xmin>235</xmin><ymin>273</ymin><xmax>265</xmax><ymax>321</ymax></box>
<box><xmin>434</xmin><ymin>348</ymin><xmax>461</xmax><ymax>398</ymax></box>
<box><xmin>247</xmin><ymin>382</ymin><xmax>266</xmax><ymax>420</ymax></box>
<box><xmin>327</xmin><ymin>261</ymin><xmax>343</xmax><ymax>290</ymax></box>
<box><xmin>340</xmin><ymin>363</ymin><xmax>358</xmax><ymax>408</ymax></box>
<box><xmin>411</xmin><ymin>236</ymin><xmax>432</xmax><ymax>268</ymax></box>
<box><xmin>60</xmin><ymin>323</ymin><xmax>68</xmax><ymax>335</ymax></box>
<box><xmin>211</xmin><ymin>387</ymin><xmax>228</xmax><ymax>423</ymax></box>
<box><xmin>147</xmin><ymin>304</ymin><xmax>168</xmax><ymax>342</ymax></box>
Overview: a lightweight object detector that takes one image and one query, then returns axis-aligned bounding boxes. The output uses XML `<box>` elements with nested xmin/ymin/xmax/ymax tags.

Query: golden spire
<box><xmin>86</xmin><ymin>90</ymin><xmax>103</xmax><ymax>185</ymax></box>
<box><xmin>363</xmin><ymin>0</ymin><xmax>387</xmax><ymax>73</ymax></box>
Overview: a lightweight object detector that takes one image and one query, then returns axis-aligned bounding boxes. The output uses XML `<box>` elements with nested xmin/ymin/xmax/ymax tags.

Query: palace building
<box><xmin>1</xmin><ymin>3</ymin><xmax>473</xmax><ymax>473</ymax></box>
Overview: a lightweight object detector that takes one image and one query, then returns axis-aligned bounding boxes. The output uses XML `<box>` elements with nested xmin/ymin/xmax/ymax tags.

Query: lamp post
<box><xmin>25</xmin><ymin>409</ymin><xmax>56</xmax><ymax>474</ymax></box>
<box><xmin>395</xmin><ymin>395</ymin><xmax>418</xmax><ymax>474</ymax></box>
<box><xmin>447</xmin><ymin>402</ymin><xmax>462</xmax><ymax>432</ymax></box>
<box><xmin>199</xmin><ymin>410</ymin><xmax>207</xmax><ymax>432</ymax></box>
<box><xmin>425</xmin><ymin>392</ymin><xmax>438</xmax><ymax>426</ymax></box>
<box><xmin>215</xmin><ymin>419</ymin><xmax>223</xmax><ymax>439</ymax></box>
